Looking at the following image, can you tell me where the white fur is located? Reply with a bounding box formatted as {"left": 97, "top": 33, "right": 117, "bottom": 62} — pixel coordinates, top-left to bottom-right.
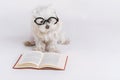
{"left": 32, "top": 6, "right": 69, "bottom": 52}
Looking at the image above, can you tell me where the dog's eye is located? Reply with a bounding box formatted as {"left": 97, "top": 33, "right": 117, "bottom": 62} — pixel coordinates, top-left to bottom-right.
{"left": 48, "top": 17, "right": 59, "bottom": 24}
{"left": 36, "top": 19, "right": 44, "bottom": 24}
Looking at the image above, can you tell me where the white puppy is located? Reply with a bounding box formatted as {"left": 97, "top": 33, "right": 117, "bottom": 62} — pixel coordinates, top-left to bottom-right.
{"left": 25, "top": 6, "right": 69, "bottom": 52}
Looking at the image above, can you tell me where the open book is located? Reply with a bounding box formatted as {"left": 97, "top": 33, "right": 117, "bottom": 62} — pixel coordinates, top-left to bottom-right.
{"left": 13, "top": 51, "right": 68, "bottom": 70}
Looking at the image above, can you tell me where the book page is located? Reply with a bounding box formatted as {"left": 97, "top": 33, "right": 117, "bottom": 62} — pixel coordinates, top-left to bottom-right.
{"left": 17, "top": 51, "right": 43, "bottom": 66}
{"left": 39, "top": 53, "right": 60, "bottom": 67}
{"left": 57, "top": 55, "right": 67, "bottom": 69}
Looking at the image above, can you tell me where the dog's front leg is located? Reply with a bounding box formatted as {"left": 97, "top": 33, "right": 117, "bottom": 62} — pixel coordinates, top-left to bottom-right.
{"left": 46, "top": 41, "right": 59, "bottom": 53}
{"left": 33, "top": 38, "right": 45, "bottom": 52}
{"left": 57, "top": 33, "right": 70, "bottom": 45}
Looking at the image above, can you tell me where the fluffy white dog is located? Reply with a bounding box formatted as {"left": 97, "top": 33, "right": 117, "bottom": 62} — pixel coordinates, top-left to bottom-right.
{"left": 25, "top": 6, "right": 69, "bottom": 52}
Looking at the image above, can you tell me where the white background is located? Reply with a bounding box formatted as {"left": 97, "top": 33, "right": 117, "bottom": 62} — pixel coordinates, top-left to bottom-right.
{"left": 0, "top": 0, "right": 120, "bottom": 80}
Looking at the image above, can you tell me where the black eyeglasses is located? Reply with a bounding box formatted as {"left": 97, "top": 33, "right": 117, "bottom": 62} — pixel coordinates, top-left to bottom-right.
{"left": 34, "top": 17, "right": 59, "bottom": 25}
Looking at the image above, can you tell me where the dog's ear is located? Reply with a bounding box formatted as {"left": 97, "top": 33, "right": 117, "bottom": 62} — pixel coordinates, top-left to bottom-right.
{"left": 32, "top": 6, "right": 44, "bottom": 18}
{"left": 32, "top": 8, "right": 39, "bottom": 18}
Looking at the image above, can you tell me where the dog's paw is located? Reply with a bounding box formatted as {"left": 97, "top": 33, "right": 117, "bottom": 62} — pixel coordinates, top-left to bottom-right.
{"left": 63, "top": 39, "right": 70, "bottom": 45}
{"left": 33, "top": 46, "right": 45, "bottom": 52}
{"left": 24, "top": 41, "right": 35, "bottom": 46}
{"left": 46, "top": 45, "right": 59, "bottom": 53}
{"left": 58, "top": 39, "right": 70, "bottom": 45}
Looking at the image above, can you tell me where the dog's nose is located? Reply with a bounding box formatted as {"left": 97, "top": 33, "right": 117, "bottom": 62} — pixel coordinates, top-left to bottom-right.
{"left": 46, "top": 25, "right": 49, "bottom": 29}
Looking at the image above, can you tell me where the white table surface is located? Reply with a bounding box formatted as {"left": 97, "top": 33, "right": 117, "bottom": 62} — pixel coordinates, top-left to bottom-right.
{"left": 0, "top": 0, "right": 120, "bottom": 80}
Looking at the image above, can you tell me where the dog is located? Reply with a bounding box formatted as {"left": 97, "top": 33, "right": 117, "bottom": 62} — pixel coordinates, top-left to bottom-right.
{"left": 24, "top": 6, "right": 70, "bottom": 52}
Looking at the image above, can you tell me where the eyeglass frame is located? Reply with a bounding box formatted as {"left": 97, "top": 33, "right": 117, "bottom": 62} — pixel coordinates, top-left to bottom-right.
{"left": 34, "top": 17, "right": 59, "bottom": 25}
